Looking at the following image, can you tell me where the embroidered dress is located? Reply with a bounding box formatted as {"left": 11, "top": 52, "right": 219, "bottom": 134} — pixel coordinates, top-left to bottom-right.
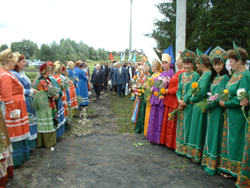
{"left": 143, "top": 72, "right": 160, "bottom": 136}
{"left": 236, "top": 107, "right": 250, "bottom": 187}
{"left": 160, "top": 69, "right": 185, "bottom": 149}
{"left": 50, "top": 75, "right": 65, "bottom": 138}
{"left": 0, "top": 112, "right": 14, "bottom": 187}
{"left": 134, "top": 75, "right": 148, "bottom": 134}
{"left": 175, "top": 71, "right": 200, "bottom": 155}
{"left": 76, "top": 69, "right": 89, "bottom": 106}
{"left": 33, "top": 75, "right": 57, "bottom": 148}
{"left": 187, "top": 71, "right": 211, "bottom": 162}
{"left": 0, "top": 68, "right": 30, "bottom": 167}
{"left": 147, "top": 69, "right": 174, "bottom": 144}
{"left": 11, "top": 70, "right": 37, "bottom": 148}
{"left": 219, "top": 70, "right": 250, "bottom": 177}
{"left": 201, "top": 75, "right": 229, "bottom": 175}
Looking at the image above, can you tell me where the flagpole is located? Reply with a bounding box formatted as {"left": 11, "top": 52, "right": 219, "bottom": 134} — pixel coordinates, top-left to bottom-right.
{"left": 129, "top": 0, "right": 133, "bottom": 57}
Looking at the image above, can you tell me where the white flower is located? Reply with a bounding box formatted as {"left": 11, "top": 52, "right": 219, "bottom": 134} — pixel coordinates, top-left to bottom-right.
{"left": 237, "top": 88, "right": 247, "bottom": 100}
{"left": 207, "top": 92, "right": 212, "bottom": 96}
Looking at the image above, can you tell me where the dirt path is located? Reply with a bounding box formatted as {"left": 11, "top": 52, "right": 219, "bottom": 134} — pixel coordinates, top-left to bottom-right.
{"left": 8, "top": 93, "right": 236, "bottom": 188}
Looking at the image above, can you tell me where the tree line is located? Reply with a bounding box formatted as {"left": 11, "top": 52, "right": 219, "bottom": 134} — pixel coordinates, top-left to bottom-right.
{"left": 0, "top": 38, "right": 110, "bottom": 62}
{"left": 147, "top": 0, "right": 250, "bottom": 55}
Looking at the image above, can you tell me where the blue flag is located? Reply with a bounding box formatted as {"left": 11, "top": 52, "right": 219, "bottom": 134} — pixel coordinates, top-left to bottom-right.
{"left": 204, "top": 46, "right": 212, "bottom": 55}
{"left": 132, "top": 53, "right": 137, "bottom": 63}
{"left": 163, "top": 45, "right": 175, "bottom": 64}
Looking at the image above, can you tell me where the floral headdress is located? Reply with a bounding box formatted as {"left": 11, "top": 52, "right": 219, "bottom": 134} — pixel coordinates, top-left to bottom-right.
{"left": 196, "top": 48, "right": 204, "bottom": 64}
{"left": 209, "top": 46, "right": 227, "bottom": 64}
{"left": 233, "top": 41, "right": 242, "bottom": 61}
{"left": 180, "top": 49, "right": 196, "bottom": 63}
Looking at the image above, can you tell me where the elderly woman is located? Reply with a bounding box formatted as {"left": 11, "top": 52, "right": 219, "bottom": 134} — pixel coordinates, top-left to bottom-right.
{"left": 66, "top": 62, "right": 78, "bottom": 111}
{"left": 48, "top": 62, "right": 65, "bottom": 138}
{"left": 134, "top": 62, "right": 153, "bottom": 134}
{"left": 11, "top": 52, "right": 38, "bottom": 149}
{"left": 0, "top": 49, "right": 30, "bottom": 167}
{"left": 77, "top": 63, "right": 89, "bottom": 106}
{"left": 146, "top": 55, "right": 174, "bottom": 144}
{"left": 33, "top": 63, "right": 57, "bottom": 148}
{"left": 160, "top": 52, "right": 185, "bottom": 149}
{"left": 219, "top": 42, "right": 250, "bottom": 178}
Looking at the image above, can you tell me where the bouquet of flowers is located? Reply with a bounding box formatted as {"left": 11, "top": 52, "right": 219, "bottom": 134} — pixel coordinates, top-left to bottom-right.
{"left": 191, "top": 82, "right": 201, "bottom": 97}
{"left": 131, "top": 75, "right": 139, "bottom": 84}
{"left": 153, "top": 76, "right": 170, "bottom": 99}
{"left": 195, "top": 92, "right": 219, "bottom": 112}
{"left": 219, "top": 89, "right": 229, "bottom": 101}
{"left": 60, "top": 79, "right": 70, "bottom": 91}
{"left": 168, "top": 109, "right": 178, "bottom": 121}
{"left": 137, "top": 86, "right": 146, "bottom": 98}
{"left": 47, "top": 85, "right": 60, "bottom": 98}
{"left": 237, "top": 88, "right": 249, "bottom": 123}
{"left": 143, "top": 77, "right": 154, "bottom": 102}
{"left": 31, "top": 91, "right": 50, "bottom": 111}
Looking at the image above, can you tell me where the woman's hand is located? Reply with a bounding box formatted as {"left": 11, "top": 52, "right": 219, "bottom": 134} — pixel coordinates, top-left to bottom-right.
{"left": 33, "top": 89, "right": 38, "bottom": 95}
{"left": 219, "top": 100, "right": 226, "bottom": 107}
{"left": 178, "top": 99, "right": 186, "bottom": 106}
{"left": 240, "top": 98, "right": 249, "bottom": 107}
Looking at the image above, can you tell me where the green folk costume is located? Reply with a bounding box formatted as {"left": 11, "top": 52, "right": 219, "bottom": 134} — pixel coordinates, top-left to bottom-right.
{"left": 176, "top": 71, "right": 200, "bottom": 155}
{"left": 201, "top": 75, "right": 229, "bottom": 175}
{"left": 135, "top": 75, "right": 149, "bottom": 134}
{"left": 219, "top": 70, "right": 250, "bottom": 178}
{"left": 187, "top": 71, "right": 211, "bottom": 162}
{"left": 236, "top": 108, "right": 250, "bottom": 188}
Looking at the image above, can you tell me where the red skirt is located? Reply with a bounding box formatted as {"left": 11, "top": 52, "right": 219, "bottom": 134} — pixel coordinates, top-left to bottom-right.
{"left": 160, "top": 106, "right": 177, "bottom": 149}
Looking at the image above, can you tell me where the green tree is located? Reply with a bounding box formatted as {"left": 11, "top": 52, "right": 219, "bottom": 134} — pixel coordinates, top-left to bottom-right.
{"left": 10, "top": 39, "right": 38, "bottom": 59}
{"left": 0, "top": 44, "right": 8, "bottom": 52}
{"left": 38, "top": 44, "right": 53, "bottom": 61}
{"left": 149, "top": 0, "right": 250, "bottom": 55}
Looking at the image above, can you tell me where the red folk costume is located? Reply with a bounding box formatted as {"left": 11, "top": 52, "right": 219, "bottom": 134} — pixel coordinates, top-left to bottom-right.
{"left": 0, "top": 68, "right": 30, "bottom": 167}
{"left": 160, "top": 69, "right": 185, "bottom": 149}
{"left": 69, "top": 80, "right": 78, "bottom": 109}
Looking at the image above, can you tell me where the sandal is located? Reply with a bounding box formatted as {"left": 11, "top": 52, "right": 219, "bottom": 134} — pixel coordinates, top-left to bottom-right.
{"left": 220, "top": 172, "right": 233, "bottom": 179}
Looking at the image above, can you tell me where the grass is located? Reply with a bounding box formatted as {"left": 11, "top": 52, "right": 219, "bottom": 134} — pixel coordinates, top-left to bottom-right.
{"left": 108, "top": 92, "right": 135, "bottom": 133}
{"left": 86, "top": 106, "right": 95, "bottom": 118}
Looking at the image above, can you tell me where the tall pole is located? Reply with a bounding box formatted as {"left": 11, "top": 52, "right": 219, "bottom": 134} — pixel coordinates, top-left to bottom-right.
{"left": 129, "top": 0, "right": 133, "bottom": 56}
{"left": 175, "top": 0, "right": 186, "bottom": 72}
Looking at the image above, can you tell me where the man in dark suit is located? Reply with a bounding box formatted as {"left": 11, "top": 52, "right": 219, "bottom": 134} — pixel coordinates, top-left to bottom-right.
{"left": 91, "top": 64, "right": 105, "bottom": 99}
{"left": 114, "top": 62, "right": 128, "bottom": 98}
{"left": 101, "top": 62, "right": 109, "bottom": 92}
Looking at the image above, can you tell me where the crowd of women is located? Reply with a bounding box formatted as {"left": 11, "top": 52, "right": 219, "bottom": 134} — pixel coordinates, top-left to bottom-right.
{"left": 0, "top": 48, "right": 90, "bottom": 187}
{"left": 131, "top": 42, "right": 250, "bottom": 188}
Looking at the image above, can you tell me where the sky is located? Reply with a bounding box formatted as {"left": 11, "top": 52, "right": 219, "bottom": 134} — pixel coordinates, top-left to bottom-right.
{"left": 0, "top": 0, "right": 165, "bottom": 52}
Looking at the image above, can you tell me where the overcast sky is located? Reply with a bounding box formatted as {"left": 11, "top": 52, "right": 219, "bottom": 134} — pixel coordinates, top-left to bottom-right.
{"left": 0, "top": 0, "right": 165, "bottom": 52}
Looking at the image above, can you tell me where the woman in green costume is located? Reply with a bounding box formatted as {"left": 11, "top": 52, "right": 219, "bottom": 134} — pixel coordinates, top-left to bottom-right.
{"left": 176, "top": 50, "right": 200, "bottom": 155}
{"left": 33, "top": 63, "right": 58, "bottom": 148}
{"left": 219, "top": 42, "right": 250, "bottom": 178}
{"left": 187, "top": 49, "right": 212, "bottom": 162}
{"left": 236, "top": 93, "right": 250, "bottom": 187}
{"left": 134, "top": 62, "right": 152, "bottom": 134}
{"left": 201, "top": 46, "right": 230, "bottom": 175}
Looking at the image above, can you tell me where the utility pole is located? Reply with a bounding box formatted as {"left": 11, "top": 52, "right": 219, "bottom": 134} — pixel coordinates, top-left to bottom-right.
{"left": 129, "top": 0, "right": 133, "bottom": 57}
{"left": 175, "top": 0, "right": 186, "bottom": 72}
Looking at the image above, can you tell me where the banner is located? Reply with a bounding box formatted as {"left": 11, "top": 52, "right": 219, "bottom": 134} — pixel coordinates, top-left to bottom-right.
{"left": 163, "top": 45, "right": 175, "bottom": 64}
{"left": 109, "top": 52, "right": 114, "bottom": 60}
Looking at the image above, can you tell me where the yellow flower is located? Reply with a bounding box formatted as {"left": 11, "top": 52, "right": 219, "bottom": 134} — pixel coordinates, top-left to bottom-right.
{"left": 168, "top": 113, "right": 171, "bottom": 118}
{"left": 138, "top": 89, "right": 141, "bottom": 92}
{"left": 191, "top": 82, "right": 198, "bottom": 89}
{"left": 139, "top": 93, "right": 142, "bottom": 96}
{"left": 160, "top": 88, "right": 166, "bottom": 95}
{"left": 224, "top": 89, "right": 229, "bottom": 94}
{"left": 142, "top": 89, "right": 145, "bottom": 93}
{"left": 154, "top": 92, "right": 159, "bottom": 96}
